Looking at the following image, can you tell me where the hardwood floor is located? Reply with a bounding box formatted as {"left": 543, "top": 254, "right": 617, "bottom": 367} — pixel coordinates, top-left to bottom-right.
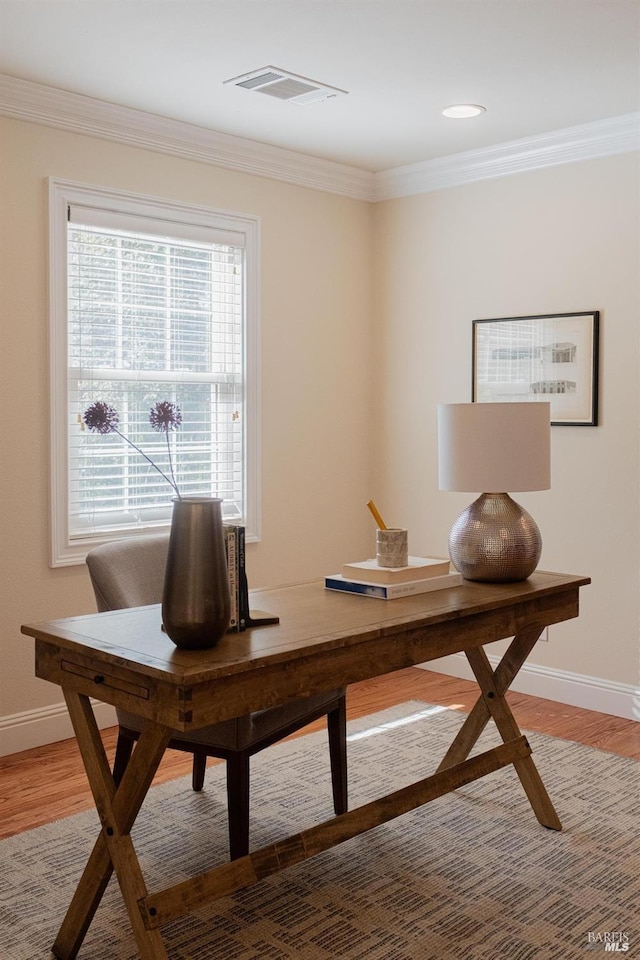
{"left": 0, "top": 666, "right": 637, "bottom": 841}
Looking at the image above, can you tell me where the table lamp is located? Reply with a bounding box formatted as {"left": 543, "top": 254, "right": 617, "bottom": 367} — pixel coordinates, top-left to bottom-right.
{"left": 437, "top": 402, "right": 551, "bottom": 582}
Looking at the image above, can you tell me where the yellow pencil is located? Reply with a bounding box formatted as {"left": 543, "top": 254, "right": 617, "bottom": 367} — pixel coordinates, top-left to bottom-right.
{"left": 366, "top": 500, "right": 387, "bottom": 530}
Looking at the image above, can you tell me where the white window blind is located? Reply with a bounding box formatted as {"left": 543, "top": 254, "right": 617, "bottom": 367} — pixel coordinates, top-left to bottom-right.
{"left": 49, "top": 180, "right": 260, "bottom": 565}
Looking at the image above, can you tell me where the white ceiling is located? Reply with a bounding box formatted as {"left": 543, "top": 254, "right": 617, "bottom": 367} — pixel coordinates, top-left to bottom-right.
{"left": 1, "top": 0, "right": 639, "bottom": 172}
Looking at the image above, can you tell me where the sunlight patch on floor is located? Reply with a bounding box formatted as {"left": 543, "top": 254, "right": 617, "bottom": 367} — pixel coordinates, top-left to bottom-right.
{"left": 347, "top": 705, "right": 449, "bottom": 742}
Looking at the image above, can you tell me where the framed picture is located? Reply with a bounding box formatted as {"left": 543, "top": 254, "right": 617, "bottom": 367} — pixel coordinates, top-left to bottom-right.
{"left": 472, "top": 311, "right": 600, "bottom": 426}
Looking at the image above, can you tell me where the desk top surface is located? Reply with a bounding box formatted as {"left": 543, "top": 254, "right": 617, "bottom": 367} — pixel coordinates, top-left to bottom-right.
{"left": 22, "top": 571, "right": 589, "bottom": 687}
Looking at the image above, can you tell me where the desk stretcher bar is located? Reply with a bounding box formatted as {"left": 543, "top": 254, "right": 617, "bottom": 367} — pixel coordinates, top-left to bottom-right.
{"left": 140, "top": 736, "right": 531, "bottom": 929}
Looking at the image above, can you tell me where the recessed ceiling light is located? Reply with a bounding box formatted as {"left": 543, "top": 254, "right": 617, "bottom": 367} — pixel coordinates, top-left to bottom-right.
{"left": 442, "top": 104, "right": 486, "bottom": 119}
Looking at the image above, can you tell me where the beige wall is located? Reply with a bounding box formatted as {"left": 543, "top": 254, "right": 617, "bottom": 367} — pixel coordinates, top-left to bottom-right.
{"left": 2, "top": 115, "right": 638, "bottom": 749}
{"left": 371, "top": 154, "right": 640, "bottom": 692}
{"left": 0, "top": 117, "right": 374, "bottom": 725}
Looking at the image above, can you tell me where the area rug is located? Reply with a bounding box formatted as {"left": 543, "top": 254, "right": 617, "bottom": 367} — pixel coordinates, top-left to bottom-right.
{"left": 0, "top": 702, "right": 637, "bottom": 960}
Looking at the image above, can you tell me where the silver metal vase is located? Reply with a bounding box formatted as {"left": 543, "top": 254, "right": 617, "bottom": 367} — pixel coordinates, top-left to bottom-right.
{"left": 162, "top": 497, "right": 231, "bottom": 649}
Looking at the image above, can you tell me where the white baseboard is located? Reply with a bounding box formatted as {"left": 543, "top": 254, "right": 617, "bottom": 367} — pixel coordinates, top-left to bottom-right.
{"left": 422, "top": 655, "right": 640, "bottom": 722}
{"left": 0, "top": 701, "right": 117, "bottom": 757}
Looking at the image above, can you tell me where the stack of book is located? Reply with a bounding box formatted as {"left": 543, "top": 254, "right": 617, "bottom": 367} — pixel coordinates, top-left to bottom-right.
{"left": 325, "top": 556, "right": 462, "bottom": 600}
{"left": 224, "top": 524, "right": 279, "bottom": 630}
{"left": 224, "top": 523, "right": 248, "bottom": 631}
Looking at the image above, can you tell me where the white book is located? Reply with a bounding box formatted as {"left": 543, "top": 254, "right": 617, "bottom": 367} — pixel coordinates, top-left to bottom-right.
{"left": 342, "top": 556, "right": 451, "bottom": 584}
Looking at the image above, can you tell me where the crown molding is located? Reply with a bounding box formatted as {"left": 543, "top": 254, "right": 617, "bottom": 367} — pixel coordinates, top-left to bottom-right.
{"left": 374, "top": 113, "right": 640, "bottom": 200}
{"left": 0, "top": 74, "right": 376, "bottom": 202}
{"left": 1, "top": 74, "right": 638, "bottom": 203}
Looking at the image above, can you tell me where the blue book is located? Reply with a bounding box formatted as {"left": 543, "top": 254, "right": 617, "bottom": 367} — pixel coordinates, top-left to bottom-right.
{"left": 324, "top": 571, "right": 462, "bottom": 599}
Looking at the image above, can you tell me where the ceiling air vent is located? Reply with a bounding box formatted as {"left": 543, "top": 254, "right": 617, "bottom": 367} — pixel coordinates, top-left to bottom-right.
{"left": 224, "top": 67, "right": 348, "bottom": 105}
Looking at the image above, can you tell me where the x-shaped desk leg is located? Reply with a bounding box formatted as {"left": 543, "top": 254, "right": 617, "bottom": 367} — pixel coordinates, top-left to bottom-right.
{"left": 436, "top": 624, "right": 562, "bottom": 831}
{"left": 52, "top": 690, "right": 173, "bottom": 960}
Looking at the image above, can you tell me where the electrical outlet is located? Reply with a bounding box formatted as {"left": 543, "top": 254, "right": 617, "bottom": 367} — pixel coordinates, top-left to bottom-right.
{"left": 540, "top": 627, "right": 549, "bottom": 642}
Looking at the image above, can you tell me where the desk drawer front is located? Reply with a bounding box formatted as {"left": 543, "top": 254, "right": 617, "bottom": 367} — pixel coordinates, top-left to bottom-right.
{"left": 61, "top": 659, "right": 150, "bottom": 701}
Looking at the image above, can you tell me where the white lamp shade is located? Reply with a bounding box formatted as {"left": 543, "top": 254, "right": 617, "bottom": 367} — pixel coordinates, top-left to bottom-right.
{"left": 438, "top": 402, "right": 551, "bottom": 493}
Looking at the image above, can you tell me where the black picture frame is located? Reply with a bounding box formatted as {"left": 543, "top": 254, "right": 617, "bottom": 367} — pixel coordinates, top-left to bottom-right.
{"left": 472, "top": 311, "right": 600, "bottom": 426}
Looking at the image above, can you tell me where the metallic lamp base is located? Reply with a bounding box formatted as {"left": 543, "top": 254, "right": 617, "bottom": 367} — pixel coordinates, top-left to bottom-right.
{"left": 448, "top": 492, "right": 542, "bottom": 583}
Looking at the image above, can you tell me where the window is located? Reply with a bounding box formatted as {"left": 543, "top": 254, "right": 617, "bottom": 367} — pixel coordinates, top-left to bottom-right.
{"left": 49, "top": 179, "right": 260, "bottom": 566}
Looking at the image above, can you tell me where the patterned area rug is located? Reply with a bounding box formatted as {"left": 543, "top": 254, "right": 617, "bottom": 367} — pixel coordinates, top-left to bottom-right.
{"left": 0, "top": 702, "right": 637, "bottom": 960}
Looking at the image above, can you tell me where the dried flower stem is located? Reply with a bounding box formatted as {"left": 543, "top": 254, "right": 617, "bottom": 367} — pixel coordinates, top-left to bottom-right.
{"left": 163, "top": 429, "right": 180, "bottom": 499}
{"left": 113, "top": 428, "right": 182, "bottom": 499}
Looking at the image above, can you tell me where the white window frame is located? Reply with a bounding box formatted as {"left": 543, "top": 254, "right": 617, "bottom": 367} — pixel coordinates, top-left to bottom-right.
{"left": 49, "top": 178, "right": 261, "bottom": 567}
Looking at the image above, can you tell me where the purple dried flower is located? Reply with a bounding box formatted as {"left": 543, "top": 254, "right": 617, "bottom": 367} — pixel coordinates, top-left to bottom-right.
{"left": 82, "top": 399, "right": 182, "bottom": 499}
{"left": 83, "top": 401, "right": 120, "bottom": 435}
{"left": 149, "top": 401, "right": 182, "bottom": 433}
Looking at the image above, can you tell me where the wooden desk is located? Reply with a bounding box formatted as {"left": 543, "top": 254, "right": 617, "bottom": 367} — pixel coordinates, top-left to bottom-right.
{"left": 22, "top": 571, "right": 589, "bottom": 960}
